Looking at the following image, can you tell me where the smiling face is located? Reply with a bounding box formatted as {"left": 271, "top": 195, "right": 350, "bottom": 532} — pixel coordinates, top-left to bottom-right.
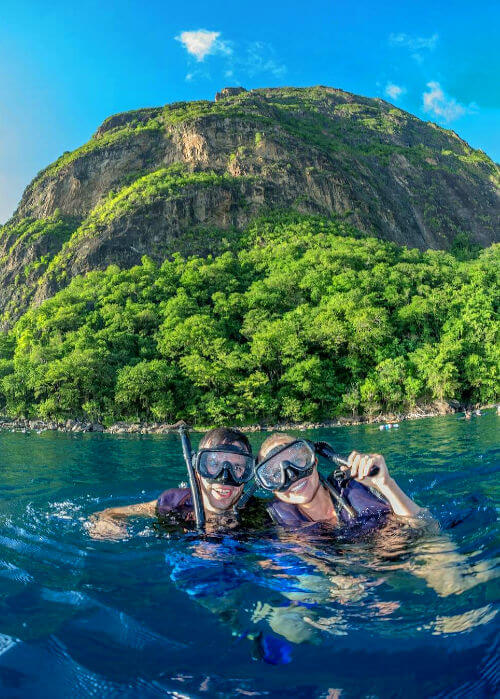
{"left": 274, "top": 463, "right": 321, "bottom": 505}
{"left": 199, "top": 477, "right": 244, "bottom": 512}
{"left": 196, "top": 435, "right": 249, "bottom": 513}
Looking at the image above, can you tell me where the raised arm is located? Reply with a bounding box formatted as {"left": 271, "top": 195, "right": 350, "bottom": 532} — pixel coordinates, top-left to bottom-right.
{"left": 349, "top": 452, "right": 496, "bottom": 598}
{"left": 87, "top": 500, "right": 158, "bottom": 540}
{"left": 347, "top": 451, "right": 423, "bottom": 517}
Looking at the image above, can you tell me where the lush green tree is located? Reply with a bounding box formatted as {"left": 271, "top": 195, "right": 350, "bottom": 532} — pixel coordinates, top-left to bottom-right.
{"left": 0, "top": 212, "right": 496, "bottom": 425}
{"left": 115, "top": 360, "right": 178, "bottom": 421}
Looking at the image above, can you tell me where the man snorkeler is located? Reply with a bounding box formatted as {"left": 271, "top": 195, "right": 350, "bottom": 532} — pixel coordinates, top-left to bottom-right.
{"left": 255, "top": 433, "right": 423, "bottom": 529}
{"left": 88, "top": 427, "right": 267, "bottom": 539}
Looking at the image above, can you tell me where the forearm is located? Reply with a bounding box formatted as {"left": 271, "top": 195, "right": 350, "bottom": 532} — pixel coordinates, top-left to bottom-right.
{"left": 95, "top": 500, "right": 158, "bottom": 520}
{"left": 376, "top": 477, "right": 422, "bottom": 517}
{"left": 87, "top": 500, "right": 158, "bottom": 540}
{"left": 348, "top": 451, "right": 426, "bottom": 520}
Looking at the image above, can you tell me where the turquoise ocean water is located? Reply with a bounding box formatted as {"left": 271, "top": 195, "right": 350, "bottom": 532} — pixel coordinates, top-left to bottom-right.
{"left": 0, "top": 411, "right": 498, "bottom": 697}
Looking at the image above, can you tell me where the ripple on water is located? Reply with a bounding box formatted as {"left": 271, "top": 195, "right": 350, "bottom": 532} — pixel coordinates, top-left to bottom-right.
{"left": 0, "top": 633, "right": 19, "bottom": 658}
{"left": 0, "top": 412, "right": 498, "bottom": 697}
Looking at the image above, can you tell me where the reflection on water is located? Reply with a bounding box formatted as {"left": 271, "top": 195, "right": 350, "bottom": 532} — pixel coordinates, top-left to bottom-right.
{"left": 0, "top": 411, "right": 498, "bottom": 697}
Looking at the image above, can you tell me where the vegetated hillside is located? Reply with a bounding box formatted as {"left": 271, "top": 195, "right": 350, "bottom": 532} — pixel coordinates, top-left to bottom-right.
{"left": 0, "top": 85, "right": 498, "bottom": 327}
{"left": 0, "top": 212, "right": 498, "bottom": 425}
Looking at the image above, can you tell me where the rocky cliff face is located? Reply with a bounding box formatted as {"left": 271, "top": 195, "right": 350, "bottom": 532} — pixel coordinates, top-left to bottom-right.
{"left": 1, "top": 85, "right": 498, "bottom": 326}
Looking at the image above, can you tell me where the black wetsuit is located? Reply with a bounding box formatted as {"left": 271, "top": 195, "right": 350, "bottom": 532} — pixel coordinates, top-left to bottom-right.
{"left": 156, "top": 487, "right": 269, "bottom": 532}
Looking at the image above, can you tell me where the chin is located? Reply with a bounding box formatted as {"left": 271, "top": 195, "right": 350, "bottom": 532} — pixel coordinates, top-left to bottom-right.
{"left": 211, "top": 498, "right": 236, "bottom": 511}
{"left": 281, "top": 476, "right": 316, "bottom": 504}
{"left": 287, "top": 491, "right": 314, "bottom": 505}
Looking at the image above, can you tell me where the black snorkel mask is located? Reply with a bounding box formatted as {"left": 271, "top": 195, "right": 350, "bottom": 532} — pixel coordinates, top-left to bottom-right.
{"left": 193, "top": 445, "right": 255, "bottom": 487}
{"left": 255, "top": 440, "right": 317, "bottom": 492}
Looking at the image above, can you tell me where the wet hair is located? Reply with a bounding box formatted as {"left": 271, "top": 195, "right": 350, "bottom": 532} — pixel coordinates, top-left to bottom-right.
{"left": 257, "top": 432, "right": 296, "bottom": 463}
{"left": 199, "top": 427, "right": 252, "bottom": 454}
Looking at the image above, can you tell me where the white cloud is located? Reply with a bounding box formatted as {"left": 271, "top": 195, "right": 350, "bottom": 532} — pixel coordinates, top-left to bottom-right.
{"left": 175, "top": 30, "right": 232, "bottom": 62}
{"left": 422, "top": 82, "right": 468, "bottom": 122}
{"left": 389, "top": 32, "right": 438, "bottom": 62}
{"left": 175, "top": 32, "right": 286, "bottom": 82}
{"left": 389, "top": 32, "right": 439, "bottom": 51}
{"left": 385, "top": 83, "right": 406, "bottom": 101}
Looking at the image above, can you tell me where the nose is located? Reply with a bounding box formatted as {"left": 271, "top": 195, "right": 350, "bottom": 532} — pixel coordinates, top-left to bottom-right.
{"left": 220, "top": 462, "right": 236, "bottom": 484}
{"left": 283, "top": 462, "right": 297, "bottom": 480}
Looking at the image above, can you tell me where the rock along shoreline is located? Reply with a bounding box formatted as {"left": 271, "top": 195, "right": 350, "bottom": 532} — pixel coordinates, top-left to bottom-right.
{"left": 0, "top": 401, "right": 487, "bottom": 435}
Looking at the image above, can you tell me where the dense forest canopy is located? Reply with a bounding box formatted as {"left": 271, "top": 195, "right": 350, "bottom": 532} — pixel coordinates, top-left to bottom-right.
{"left": 0, "top": 212, "right": 497, "bottom": 426}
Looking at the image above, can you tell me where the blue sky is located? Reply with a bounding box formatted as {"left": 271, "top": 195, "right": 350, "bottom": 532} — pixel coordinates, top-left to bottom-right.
{"left": 1, "top": 0, "right": 498, "bottom": 222}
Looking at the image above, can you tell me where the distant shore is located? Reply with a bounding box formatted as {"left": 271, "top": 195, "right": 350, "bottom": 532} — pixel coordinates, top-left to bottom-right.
{"left": 0, "top": 402, "right": 492, "bottom": 435}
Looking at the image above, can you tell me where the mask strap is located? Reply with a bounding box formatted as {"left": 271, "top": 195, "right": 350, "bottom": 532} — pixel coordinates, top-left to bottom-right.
{"left": 234, "top": 481, "right": 257, "bottom": 512}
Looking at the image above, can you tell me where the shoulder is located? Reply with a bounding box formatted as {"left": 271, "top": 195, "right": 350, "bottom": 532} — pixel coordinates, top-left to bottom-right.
{"left": 156, "top": 488, "right": 192, "bottom": 516}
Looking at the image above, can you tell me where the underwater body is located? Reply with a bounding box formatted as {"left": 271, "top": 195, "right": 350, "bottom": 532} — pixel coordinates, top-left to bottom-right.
{"left": 0, "top": 412, "right": 498, "bottom": 697}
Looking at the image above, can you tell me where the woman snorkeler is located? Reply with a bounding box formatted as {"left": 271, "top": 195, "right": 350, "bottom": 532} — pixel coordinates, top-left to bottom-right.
{"left": 255, "top": 433, "right": 423, "bottom": 529}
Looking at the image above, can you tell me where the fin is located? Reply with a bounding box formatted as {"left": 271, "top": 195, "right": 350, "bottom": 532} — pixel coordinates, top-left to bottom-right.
{"left": 251, "top": 631, "right": 293, "bottom": 665}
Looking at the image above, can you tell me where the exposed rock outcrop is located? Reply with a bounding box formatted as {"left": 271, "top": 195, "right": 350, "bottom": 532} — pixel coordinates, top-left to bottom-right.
{"left": 0, "top": 85, "right": 498, "bottom": 326}
{"left": 215, "top": 86, "right": 247, "bottom": 101}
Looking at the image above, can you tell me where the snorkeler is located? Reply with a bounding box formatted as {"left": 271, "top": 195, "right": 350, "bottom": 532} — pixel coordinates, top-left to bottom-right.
{"left": 255, "top": 433, "right": 423, "bottom": 528}
{"left": 255, "top": 434, "right": 497, "bottom": 602}
{"left": 88, "top": 427, "right": 266, "bottom": 539}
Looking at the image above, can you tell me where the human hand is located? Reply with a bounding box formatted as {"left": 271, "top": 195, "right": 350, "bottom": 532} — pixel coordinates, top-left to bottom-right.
{"left": 251, "top": 601, "right": 273, "bottom": 623}
{"left": 346, "top": 451, "right": 391, "bottom": 491}
{"left": 86, "top": 514, "right": 128, "bottom": 541}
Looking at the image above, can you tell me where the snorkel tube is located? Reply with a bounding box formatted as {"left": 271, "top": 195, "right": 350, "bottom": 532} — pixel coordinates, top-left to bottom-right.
{"left": 314, "top": 441, "right": 380, "bottom": 520}
{"left": 318, "top": 474, "right": 356, "bottom": 519}
{"left": 314, "top": 441, "right": 380, "bottom": 480}
{"left": 178, "top": 425, "right": 205, "bottom": 532}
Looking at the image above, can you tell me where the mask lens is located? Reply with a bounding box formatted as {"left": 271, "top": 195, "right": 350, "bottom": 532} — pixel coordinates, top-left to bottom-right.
{"left": 264, "top": 441, "right": 314, "bottom": 471}
{"left": 257, "top": 441, "right": 315, "bottom": 491}
{"left": 197, "top": 449, "right": 254, "bottom": 483}
{"left": 284, "top": 442, "right": 313, "bottom": 468}
{"left": 258, "top": 460, "right": 284, "bottom": 489}
{"left": 230, "top": 458, "right": 247, "bottom": 479}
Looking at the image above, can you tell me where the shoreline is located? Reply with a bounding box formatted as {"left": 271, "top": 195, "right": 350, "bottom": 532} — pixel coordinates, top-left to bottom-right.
{"left": 0, "top": 402, "right": 491, "bottom": 435}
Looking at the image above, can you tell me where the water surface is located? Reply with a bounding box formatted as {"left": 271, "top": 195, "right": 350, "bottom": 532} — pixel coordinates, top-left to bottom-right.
{"left": 0, "top": 412, "right": 498, "bottom": 697}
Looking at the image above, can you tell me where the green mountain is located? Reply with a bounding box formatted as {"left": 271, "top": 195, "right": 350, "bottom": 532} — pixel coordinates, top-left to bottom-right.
{"left": 0, "top": 85, "right": 498, "bottom": 327}
{"left": 0, "top": 86, "right": 497, "bottom": 426}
